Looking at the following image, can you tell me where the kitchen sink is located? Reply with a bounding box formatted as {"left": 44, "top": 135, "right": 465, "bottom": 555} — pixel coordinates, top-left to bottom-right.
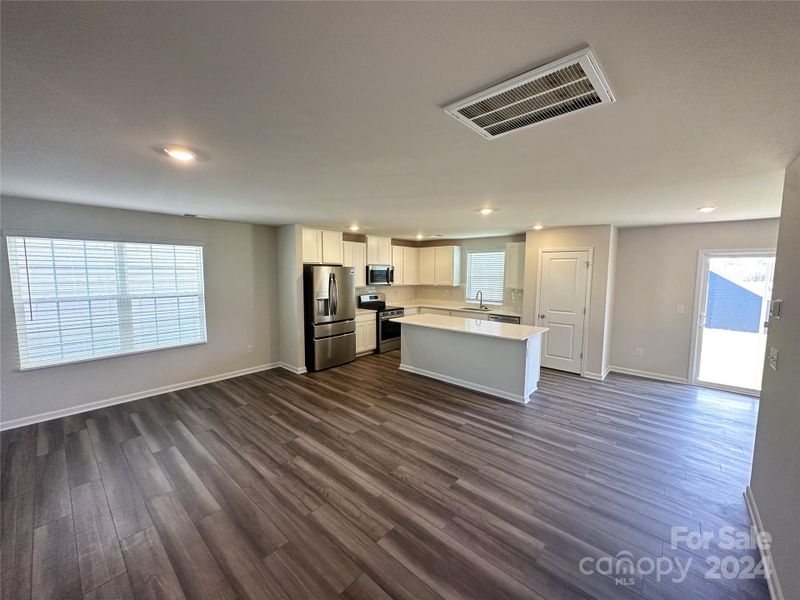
{"left": 458, "top": 306, "right": 491, "bottom": 311}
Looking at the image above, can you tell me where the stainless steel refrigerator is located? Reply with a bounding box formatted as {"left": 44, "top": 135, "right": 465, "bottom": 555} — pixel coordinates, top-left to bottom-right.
{"left": 303, "top": 264, "right": 356, "bottom": 371}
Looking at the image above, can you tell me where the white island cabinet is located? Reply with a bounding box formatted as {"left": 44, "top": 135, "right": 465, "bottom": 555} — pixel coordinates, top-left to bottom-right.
{"left": 392, "top": 314, "right": 548, "bottom": 404}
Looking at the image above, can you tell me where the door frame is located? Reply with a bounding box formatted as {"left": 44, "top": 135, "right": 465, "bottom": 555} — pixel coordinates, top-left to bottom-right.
{"left": 534, "top": 247, "right": 594, "bottom": 376}
{"left": 689, "top": 248, "right": 776, "bottom": 396}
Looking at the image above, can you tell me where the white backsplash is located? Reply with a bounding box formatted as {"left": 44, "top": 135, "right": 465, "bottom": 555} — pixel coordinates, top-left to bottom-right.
{"left": 358, "top": 284, "right": 523, "bottom": 314}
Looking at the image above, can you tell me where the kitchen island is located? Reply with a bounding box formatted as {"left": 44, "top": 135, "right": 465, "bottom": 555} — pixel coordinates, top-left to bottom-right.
{"left": 392, "top": 313, "right": 548, "bottom": 404}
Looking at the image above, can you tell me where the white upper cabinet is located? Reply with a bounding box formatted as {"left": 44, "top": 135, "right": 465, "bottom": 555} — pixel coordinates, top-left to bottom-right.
{"left": 434, "top": 246, "right": 461, "bottom": 286}
{"left": 392, "top": 245, "right": 404, "bottom": 285}
{"left": 366, "top": 236, "right": 392, "bottom": 265}
{"left": 342, "top": 241, "right": 367, "bottom": 286}
{"left": 302, "top": 228, "right": 343, "bottom": 264}
{"left": 403, "top": 246, "right": 419, "bottom": 286}
{"left": 321, "top": 230, "right": 343, "bottom": 264}
{"left": 302, "top": 228, "right": 323, "bottom": 263}
{"left": 504, "top": 241, "right": 526, "bottom": 289}
{"left": 418, "top": 247, "right": 435, "bottom": 285}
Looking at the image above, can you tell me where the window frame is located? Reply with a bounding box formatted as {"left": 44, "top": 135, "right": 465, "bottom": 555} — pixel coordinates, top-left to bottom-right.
{"left": 5, "top": 232, "right": 208, "bottom": 371}
{"left": 465, "top": 249, "right": 506, "bottom": 306}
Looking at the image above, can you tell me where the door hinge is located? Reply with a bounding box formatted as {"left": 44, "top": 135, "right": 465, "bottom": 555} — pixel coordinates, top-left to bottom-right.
{"left": 585, "top": 261, "right": 591, "bottom": 268}
{"left": 583, "top": 307, "right": 586, "bottom": 314}
{"left": 580, "top": 352, "right": 583, "bottom": 359}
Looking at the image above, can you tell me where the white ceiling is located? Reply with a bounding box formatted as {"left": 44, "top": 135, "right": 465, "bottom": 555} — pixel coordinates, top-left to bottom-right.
{"left": 2, "top": 2, "right": 799, "bottom": 239}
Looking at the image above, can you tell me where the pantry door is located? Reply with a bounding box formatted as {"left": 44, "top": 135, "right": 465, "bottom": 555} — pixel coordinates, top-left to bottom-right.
{"left": 535, "top": 249, "right": 591, "bottom": 373}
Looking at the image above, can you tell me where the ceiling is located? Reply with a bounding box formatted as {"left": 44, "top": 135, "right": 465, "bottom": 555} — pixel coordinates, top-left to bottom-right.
{"left": 2, "top": 2, "right": 799, "bottom": 239}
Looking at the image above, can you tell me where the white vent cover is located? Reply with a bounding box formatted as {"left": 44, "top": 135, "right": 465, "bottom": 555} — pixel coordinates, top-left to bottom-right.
{"left": 444, "top": 47, "right": 615, "bottom": 139}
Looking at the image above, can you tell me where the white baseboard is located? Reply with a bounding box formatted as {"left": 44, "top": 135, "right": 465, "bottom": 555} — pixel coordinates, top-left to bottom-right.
{"left": 399, "top": 363, "right": 531, "bottom": 404}
{"left": 744, "top": 486, "right": 784, "bottom": 600}
{"left": 0, "top": 362, "right": 280, "bottom": 431}
{"left": 607, "top": 365, "right": 689, "bottom": 385}
{"left": 582, "top": 370, "right": 608, "bottom": 381}
{"left": 278, "top": 362, "right": 307, "bottom": 374}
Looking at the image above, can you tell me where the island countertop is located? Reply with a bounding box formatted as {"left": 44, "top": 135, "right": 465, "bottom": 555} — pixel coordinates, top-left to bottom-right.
{"left": 392, "top": 313, "right": 547, "bottom": 341}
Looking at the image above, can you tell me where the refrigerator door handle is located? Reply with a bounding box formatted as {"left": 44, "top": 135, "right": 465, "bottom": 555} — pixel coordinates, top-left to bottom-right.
{"left": 327, "top": 273, "right": 334, "bottom": 316}
{"left": 331, "top": 273, "right": 338, "bottom": 315}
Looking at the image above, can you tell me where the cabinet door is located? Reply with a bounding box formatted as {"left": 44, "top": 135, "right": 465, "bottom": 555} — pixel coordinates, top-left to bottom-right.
{"left": 353, "top": 243, "right": 367, "bottom": 287}
{"left": 392, "top": 245, "right": 404, "bottom": 285}
{"left": 321, "top": 230, "right": 343, "bottom": 264}
{"left": 418, "top": 247, "right": 435, "bottom": 285}
{"left": 366, "top": 236, "right": 379, "bottom": 264}
{"left": 504, "top": 242, "right": 525, "bottom": 289}
{"left": 378, "top": 238, "right": 392, "bottom": 265}
{"left": 434, "top": 247, "right": 453, "bottom": 286}
{"left": 403, "top": 247, "right": 418, "bottom": 285}
{"left": 363, "top": 320, "right": 376, "bottom": 350}
{"left": 355, "top": 321, "right": 366, "bottom": 353}
{"left": 343, "top": 241, "right": 355, "bottom": 268}
{"left": 302, "top": 228, "right": 322, "bottom": 263}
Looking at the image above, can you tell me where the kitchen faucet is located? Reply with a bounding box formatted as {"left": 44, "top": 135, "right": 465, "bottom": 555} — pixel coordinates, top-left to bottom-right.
{"left": 475, "top": 290, "right": 484, "bottom": 309}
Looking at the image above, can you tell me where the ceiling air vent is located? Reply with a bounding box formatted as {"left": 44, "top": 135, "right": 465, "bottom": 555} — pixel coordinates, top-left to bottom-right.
{"left": 444, "top": 47, "right": 615, "bottom": 139}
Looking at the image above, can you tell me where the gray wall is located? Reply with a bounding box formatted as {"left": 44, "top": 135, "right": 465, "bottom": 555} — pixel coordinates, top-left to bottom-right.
{"left": 0, "top": 196, "right": 279, "bottom": 426}
{"left": 750, "top": 154, "right": 800, "bottom": 598}
{"left": 610, "top": 219, "right": 779, "bottom": 380}
{"left": 522, "top": 225, "right": 616, "bottom": 377}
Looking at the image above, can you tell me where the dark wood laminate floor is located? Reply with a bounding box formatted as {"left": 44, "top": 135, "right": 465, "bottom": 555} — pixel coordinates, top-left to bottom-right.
{"left": 1, "top": 352, "right": 769, "bottom": 600}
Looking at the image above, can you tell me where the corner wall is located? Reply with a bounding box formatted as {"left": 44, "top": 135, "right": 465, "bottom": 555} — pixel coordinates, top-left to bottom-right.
{"left": 609, "top": 219, "right": 779, "bottom": 381}
{"left": 750, "top": 153, "right": 800, "bottom": 599}
{"left": 0, "top": 196, "right": 280, "bottom": 427}
{"left": 276, "top": 225, "right": 305, "bottom": 371}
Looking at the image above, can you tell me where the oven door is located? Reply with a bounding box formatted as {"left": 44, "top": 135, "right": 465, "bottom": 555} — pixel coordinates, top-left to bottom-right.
{"left": 378, "top": 313, "right": 402, "bottom": 352}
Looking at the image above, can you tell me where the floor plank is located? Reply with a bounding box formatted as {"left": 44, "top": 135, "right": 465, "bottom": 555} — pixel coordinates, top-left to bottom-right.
{"left": 31, "top": 516, "right": 82, "bottom": 600}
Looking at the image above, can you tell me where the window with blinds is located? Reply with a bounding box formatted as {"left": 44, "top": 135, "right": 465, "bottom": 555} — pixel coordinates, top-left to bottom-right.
{"left": 6, "top": 236, "right": 207, "bottom": 370}
{"left": 465, "top": 251, "right": 505, "bottom": 305}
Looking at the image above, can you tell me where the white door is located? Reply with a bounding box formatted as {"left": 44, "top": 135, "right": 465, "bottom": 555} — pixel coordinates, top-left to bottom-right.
{"left": 536, "top": 250, "right": 589, "bottom": 373}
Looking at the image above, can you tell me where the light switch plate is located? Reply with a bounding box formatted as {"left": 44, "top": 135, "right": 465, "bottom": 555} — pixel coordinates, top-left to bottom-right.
{"left": 768, "top": 347, "right": 778, "bottom": 371}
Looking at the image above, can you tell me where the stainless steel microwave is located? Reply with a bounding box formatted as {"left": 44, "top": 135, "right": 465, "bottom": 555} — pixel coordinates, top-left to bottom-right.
{"left": 366, "top": 264, "right": 394, "bottom": 286}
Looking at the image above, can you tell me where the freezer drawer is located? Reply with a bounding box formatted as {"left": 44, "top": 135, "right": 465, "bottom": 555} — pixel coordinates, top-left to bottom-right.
{"left": 312, "top": 320, "right": 356, "bottom": 338}
{"left": 308, "top": 332, "right": 356, "bottom": 371}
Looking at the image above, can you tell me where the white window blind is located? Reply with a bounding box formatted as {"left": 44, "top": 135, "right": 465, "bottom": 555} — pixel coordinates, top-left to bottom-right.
{"left": 466, "top": 251, "right": 505, "bottom": 305}
{"left": 6, "top": 236, "right": 207, "bottom": 370}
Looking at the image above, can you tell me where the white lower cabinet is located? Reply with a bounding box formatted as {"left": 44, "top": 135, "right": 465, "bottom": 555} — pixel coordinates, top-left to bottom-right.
{"left": 356, "top": 313, "right": 376, "bottom": 354}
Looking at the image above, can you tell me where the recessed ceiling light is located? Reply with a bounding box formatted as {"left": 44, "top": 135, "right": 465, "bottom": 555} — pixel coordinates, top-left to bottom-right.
{"left": 349, "top": 225, "right": 360, "bottom": 232}
{"left": 697, "top": 206, "right": 717, "bottom": 213}
{"left": 479, "top": 208, "right": 495, "bottom": 216}
{"left": 532, "top": 224, "right": 544, "bottom": 230}
{"left": 163, "top": 146, "right": 197, "bottom": 162}
{"left": 415, "top": 234, "right": 424, "bottom": 240}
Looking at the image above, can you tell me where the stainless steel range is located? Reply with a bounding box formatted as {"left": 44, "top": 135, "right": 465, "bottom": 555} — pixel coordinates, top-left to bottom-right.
{"left": 358, "top": 293, "right": 404, "bottom": 353}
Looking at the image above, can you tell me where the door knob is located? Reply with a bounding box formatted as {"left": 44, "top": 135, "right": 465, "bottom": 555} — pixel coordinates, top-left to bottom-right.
{"left": 538, "top": 314, "right": 546, "bottom": 319}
